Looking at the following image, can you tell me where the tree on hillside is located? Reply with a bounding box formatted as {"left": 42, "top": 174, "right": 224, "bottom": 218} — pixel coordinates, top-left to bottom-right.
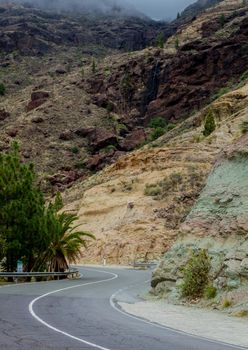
{"left": 219, "top": 14, "right": 226, "bottom": 28}
{"left": 35, "top": 196, "right": 95, "bottom": 272}
{"left": 0, "top": 144, "right": 95, "bottom": 273}
{"left": 203, "top": 110, "right": 216, "bottom": 137}
{"left": 156, "top": 32, "right": 165, "bottom": 49}
{"left": 0, "top": 83, "right": 6, "bottom": 96}
{"left": 92, "top": 59, "right": 97, "bottom": 74}
{"left": 0, "top": 142, "right": 45, "bottom": 272}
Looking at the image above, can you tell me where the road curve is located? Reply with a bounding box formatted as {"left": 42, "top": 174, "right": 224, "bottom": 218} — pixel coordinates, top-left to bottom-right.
{"left": 0, "top": 267, "right": 246, "bottom": 350}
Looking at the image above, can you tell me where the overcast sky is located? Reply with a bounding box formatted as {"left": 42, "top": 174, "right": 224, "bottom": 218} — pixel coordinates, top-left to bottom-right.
{"left": 128, "top": 0, "right": 196, "bottom": 20}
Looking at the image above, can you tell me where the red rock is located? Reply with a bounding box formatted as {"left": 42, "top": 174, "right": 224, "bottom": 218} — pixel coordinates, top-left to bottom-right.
{"left": 119, "top": 128, "right": 146, "bottom": 151}
{"left": 75, "top": 127, "right": 95, "bottom": 137}
{"left": 26, "top": 91, "right": 50, "bottom": 111}
{"left": 31, "top": 91, "right": 50, "bottom": 101}
{"left": 87, "top": 128, "right": 118, "bottom": 152}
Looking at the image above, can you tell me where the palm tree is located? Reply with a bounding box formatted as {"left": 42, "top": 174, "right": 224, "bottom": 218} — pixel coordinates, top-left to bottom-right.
{"left": 36, "top": 211, "right": 95, "bottom": 272}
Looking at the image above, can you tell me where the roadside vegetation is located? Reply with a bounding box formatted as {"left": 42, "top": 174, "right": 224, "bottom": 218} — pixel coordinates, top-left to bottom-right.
{"left": 180, "top": 249, "right": 212, "bottom": 299}
{"left": 0, "top": 143, "right": 95, "bottom": 273}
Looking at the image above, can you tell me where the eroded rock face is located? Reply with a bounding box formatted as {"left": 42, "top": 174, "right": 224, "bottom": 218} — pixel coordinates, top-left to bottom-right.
{"left": 151, "top": 239, "right": 248, "bottom": 297}
{"left": 182, "top": 137, "right": 248, "bottom": 236}
{"left": 0, "top": 5, "right": 173, "bottom": 55}
{"left": 85, "top": 7, "right": 248, "bottom": 126}
{"left": 151, "top": 134, "right": 248, "bottom": 309}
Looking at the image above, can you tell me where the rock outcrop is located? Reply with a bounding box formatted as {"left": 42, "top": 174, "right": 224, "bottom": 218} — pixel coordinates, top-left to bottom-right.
{"left": 0, "top": 4, "right": 172, "bottom": 55}
{"left": 85, "top": 1, "right": 248, "bottom": 126}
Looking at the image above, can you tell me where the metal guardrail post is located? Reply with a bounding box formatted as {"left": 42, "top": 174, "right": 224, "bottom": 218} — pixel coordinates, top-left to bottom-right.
{"left": 0, "top": 269, "right": 80, "bottom": 282}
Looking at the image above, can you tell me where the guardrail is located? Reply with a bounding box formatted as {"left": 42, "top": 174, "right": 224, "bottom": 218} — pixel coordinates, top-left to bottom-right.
{"left": 129, "top": 261, "right": 158, "bottom": 269}
{"left": 0, "top": 268, "right": 79, "bottom": 282}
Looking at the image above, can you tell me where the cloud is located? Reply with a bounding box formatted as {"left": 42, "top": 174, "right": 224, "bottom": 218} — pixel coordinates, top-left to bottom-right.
{"left": 0, "top": 0, "right": 144, "bottom": 17}
{"left": 127, "top": 0, "right": 196, "bottom": 20}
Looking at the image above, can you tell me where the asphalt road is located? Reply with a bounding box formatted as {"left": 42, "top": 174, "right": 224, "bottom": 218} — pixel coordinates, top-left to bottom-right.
{"left": 0, "top": 267, "right": 246, "bottom": 350}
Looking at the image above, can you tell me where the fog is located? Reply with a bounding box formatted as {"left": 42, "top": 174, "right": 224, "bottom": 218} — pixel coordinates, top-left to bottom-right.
{"left": 0, "top": 0, "right": 196, "bottom": 20}
{"left": 128, "top": 0, "right": 196, "bottom": 20}
{"left": 0, "top": 0, "right": 142, "bottom": 17}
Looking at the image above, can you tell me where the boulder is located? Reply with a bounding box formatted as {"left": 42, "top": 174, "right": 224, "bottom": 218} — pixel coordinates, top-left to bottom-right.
{"left": 0, "top": 109, "right": 10, "bottom": 121}
{"left": 119, "top": 128, "right": 146, "bottom": 151}
{"left": 86, "top": 149, "right": 115, "bottom": 171}
{"left": 27, "top": 91, "right": 50, "bottom": 112}
{"left": 87, "top": 128, "right": 118, "bottom": 152}
{"left": 31, "top": 116, "right": 44, "bottom": 123}
{"left": 75, "top": 127, "right": 95, "bottom": 137}
{"left": 55, "top": 66, "right": 67, "bottom": 74}
{"left": 31, "top": 91, "right": 50, "bottom": 101}
{"left": 59, "top": 130, "right": 74, "bottom": 141}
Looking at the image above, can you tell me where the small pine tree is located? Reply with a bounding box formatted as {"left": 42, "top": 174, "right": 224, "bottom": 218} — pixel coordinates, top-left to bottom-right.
{"left": 219, "top": 14, "right": 226, "bottom": 28}
{"left": 175, "top": 37, "right": 180, "bottom": 50}
{"left": 177, "top": 12, "right": 181, "bottom": 19}
{"left": 92, "top": 59, "right": 97, "bottom": 74}
{"left": 156, "top": 32, "right": 165, "bottom": 49}
{"left": 203, "top": 110, "right": 216, "bottom": 137}
{"left": 0, "top": 83, "right": 5, "bottom": 96}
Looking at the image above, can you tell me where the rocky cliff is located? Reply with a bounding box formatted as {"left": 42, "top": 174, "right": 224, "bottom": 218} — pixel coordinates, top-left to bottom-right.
{"left": 0, "top": 4, "right": 171, "bottom": 55}
{"left": 85, "top": 0, "right": 248, "bottom": 125}
{"left": 63, "top": 77, "right": 248, "bottom": 262}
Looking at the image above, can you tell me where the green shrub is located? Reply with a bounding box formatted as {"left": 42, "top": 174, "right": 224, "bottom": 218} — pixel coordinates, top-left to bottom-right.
{"left": 147, "top": 118, "right": 175, "bottom": 142}
{"left": 149, "top": 117, "right": 167, "bottom": 129}
{"left": 169, "top": 172, "right": 183, "bottom": 185}
{"left": 144, "top": 171, "right": 184, "bottom": 199}
{"left": 222, "top": 299, "right": 233, "bottom": 308}
{"left": 0, "top": 83, "right": 5, "bottom": 96}
{"left": 240, "top": 70, "right": 248, "bottom": 82}
{"left": 71, "top": 146, "right": 79, "bottom": 154}
{"left": 175, "top": 37, "right": 180, "bottom": 50}
{"left": 180, "top": 249, "right": 211, "bottom": 299}
{"left": 144, "top": 184, "right": 162, "bottom": 197}
{"left": 103, "top": 145, "right": 116, "bottom": 153}
{"left": 219, "top": 14, "right": 226, "bottom": 27}
{"left": 92, "top": 59, "right": 97, "bottom": 74}
{"left": 104, "top": 67, "right": 111, "bottom": 78}
{"left": 240, "top": 120, "right": 248, "bottom": 134}
{"left": 74, "top": 162, "right": 86, "bottom": 170}
{"left": 156, "top": 32, "right": 164, "bottom": 49}
{"left": 106, "top": 102, "right": 114, "bottom": 113}
{"left": 211, "top": 87, "right": 231, "bottom": 101}
{"left": 232, "top": 310, "right": 248, "bottom": 317}
{"left": 149, "top": 127, "right": 165, "bottom": 141}
{"left": 203, "top": 110, "right": 216, "bottom": 137}
{"left": 204, "top": 285, "right": 217, "bottom": 299}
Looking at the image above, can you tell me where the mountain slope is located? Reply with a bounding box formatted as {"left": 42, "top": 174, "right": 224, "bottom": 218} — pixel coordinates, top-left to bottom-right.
{"left": 63, "top": 79, "right": 248, "bottom": 264}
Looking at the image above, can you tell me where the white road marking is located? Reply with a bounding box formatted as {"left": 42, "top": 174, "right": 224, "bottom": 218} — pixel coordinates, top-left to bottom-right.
{"left": 109, "top": 283, "right": 247, "bottom": 350}
{"left": 29, "top": 269, "right": 118, "bottom": 350}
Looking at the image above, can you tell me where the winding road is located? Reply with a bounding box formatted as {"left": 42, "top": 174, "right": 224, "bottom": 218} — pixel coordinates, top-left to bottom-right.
{"left": 0, "top": 267, "right": 246, "bottom": 350}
